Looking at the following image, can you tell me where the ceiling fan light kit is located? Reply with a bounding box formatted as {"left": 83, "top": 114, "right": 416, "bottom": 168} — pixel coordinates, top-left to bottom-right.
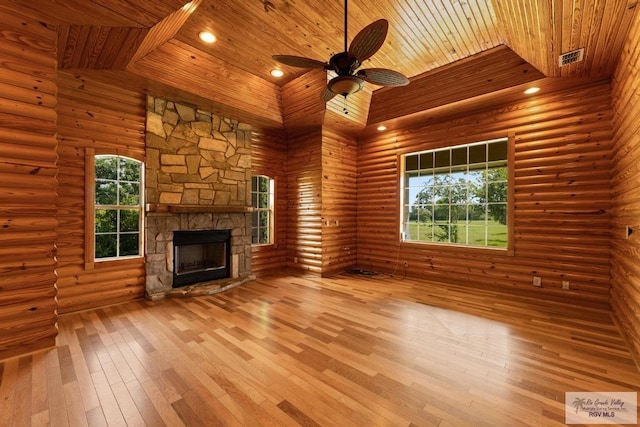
{"left": 272, "top": 0, "right": 409, "bottom": 101}
{"left": 328, "top": 75, "right": 364, "bottom": 96}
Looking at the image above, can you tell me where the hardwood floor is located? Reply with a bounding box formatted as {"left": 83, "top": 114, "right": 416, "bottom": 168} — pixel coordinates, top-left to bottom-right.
{"left": 1, "top": 272, "right": 638, "bottom": 426}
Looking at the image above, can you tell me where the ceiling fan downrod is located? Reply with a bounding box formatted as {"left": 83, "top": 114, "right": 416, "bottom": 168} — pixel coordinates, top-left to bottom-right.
{"left": 344, "top": 0, "right": 348, "bottom": 52}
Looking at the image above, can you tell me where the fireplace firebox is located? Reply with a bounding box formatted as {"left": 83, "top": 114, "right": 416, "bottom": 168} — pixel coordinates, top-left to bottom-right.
{"left": 173, "top": 229, "right": 231, "bottom": 288}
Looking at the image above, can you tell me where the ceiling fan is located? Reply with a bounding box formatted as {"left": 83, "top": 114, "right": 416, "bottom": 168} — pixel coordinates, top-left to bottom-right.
{"left": 272, "top": 0, "right": 409, "bottom": 102}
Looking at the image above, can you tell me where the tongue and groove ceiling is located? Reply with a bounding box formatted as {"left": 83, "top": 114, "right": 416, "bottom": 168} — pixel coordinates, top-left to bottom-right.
{"left": 3, "top": 0, "right": 637, "bottom": 129}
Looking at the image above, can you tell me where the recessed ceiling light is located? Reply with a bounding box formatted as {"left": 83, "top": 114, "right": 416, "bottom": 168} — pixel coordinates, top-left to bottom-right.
{"left": 270, "top": 69, "right": 284, "bottom": 78}
{"left": 182, "top": 1, "right": 197, "bottom": 12}
{"left": 524, "top": 87, "right": 540, "bottom": 95}
{"left": 199, "top": 31, "right": 216, "bottom": 44}
{"left": 377, "top": 125, "right": 387, "bottom": 131}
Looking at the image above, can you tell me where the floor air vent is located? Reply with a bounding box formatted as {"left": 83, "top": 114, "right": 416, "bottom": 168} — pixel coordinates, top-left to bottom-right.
{"left": 558, "top": 48, "right": 584, "bottom": 67}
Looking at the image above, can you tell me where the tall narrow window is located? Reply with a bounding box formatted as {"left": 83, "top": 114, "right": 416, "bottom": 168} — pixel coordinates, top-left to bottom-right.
{"left": 400, "top": 137, "right": 509, "bottom": 248}
{"left": 94, "top": 155, "right": 143, "bottom": 259}
{"left": 251, "top": 175, "right": 274, "bottom": 245}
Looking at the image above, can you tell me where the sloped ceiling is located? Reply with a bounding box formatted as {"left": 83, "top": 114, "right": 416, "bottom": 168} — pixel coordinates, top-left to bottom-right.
{"left": 1, "top": 0, "right": 637, "bottom": 129}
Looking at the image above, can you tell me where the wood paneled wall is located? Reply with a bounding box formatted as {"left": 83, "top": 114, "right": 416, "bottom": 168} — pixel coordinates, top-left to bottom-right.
{"left": 611, "top": 9, "right": 640, "bottom": 365}
{"left": 357, "top": 80, "right": 614, "bottom": 309}
{"left": 321, "top": 129, "right": 357, "bottom": 276}
{"left": 286, "top": 129, "right": 323, "bottom": 273}
{"left": 0, "top": 7, "right": 58, "bottom": 359}
{"left": 56, "top": 72, "right": 146, "bottom": 314}
{"left": 251, "top": 129, "right": 288, "bottom": 275}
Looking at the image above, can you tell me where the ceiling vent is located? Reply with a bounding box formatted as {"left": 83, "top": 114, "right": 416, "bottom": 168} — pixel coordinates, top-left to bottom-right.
{"left": 558, "top": 48, "right": 584, "bottom": 67}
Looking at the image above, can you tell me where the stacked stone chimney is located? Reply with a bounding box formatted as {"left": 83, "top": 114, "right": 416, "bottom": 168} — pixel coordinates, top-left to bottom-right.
{"left": 144, "top": 96, "right": 253, "bottom": 298}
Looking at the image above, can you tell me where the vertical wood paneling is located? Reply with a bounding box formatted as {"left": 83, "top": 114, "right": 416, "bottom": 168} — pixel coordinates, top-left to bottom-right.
{"left": 127, "top": 0, "right": 202, "bottom": 67}
{"left": 281, "top": 69, "right": 325, "bottom": 132}
{"left": 56, "top": 72, "right": 146, "bottom": 314}
{"left": 0, "top": 6, "right": 58, "bottom": 360}
{"left": 493, "top": 0, "right": 636, "bottom": 78}
{"left": 251, "top": 129, "right": 288, "bottom": 275}
{"left": 58, "top": 25, "right": 148, "bottom": 70}
{"left": 287, "top": 129, "right": 323, "bottom": 273}
{"left": 321, "top": 129, "right": 358, "bottom": 276}
{"left": 358, "top": 80, "right": 614, "bottom": 308}
{"left": 325, "top": 83, "right": 372, "bottom": 134}
{"left": 611, "top": 7, "right": 640, "bottom": 365}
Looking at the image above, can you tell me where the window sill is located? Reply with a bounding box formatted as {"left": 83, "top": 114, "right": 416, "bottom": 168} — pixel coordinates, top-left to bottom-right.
{"left": 401, "top": 240, "right": 513, "bottom": 256}
{"left": 85, "top": 256, "right": 144, "bottom": 270}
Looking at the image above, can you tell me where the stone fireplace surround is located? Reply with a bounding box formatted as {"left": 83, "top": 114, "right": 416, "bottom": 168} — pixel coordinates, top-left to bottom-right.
{"left": 144, "top": 96, "right": 254, "bottom": 299}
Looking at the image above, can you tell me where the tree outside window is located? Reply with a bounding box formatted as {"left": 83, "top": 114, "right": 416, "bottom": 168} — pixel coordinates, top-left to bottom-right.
{"left": 401, "top": 138, "right": 509, "bottom": 248}
{"left": 251, "top": 175, "right": 274, "bottom": 245}
{"left": 94, "top": 155, "right": 143, "bottom": 259}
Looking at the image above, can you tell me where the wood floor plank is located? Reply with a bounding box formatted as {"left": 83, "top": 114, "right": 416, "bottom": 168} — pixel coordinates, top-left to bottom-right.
{"left": 62, "top": 381, "right": 89, "bottom": 427}
{"left": 138, "top": 378, "right": 185, "bottom": 427}
{"left": 85, "top": 406, "right": 108, "bottom": 427}
{"left": 30, "top": 352, "right": 49, "bottom": 415}
{"left": 45, "top": 350, "right": 69, "bottom": 427}
{"left": 90, "top": 370, "right": 126, "bottom": 426}
{"left": 110, "top": 381, "right": 145, "bottom": 427}
{"left": 1, "top": 272, "right": 639, "bottom": 426}
{"left": 0, "top": 358, "right": 19, "bottom": 426}
{"left": 124, "top": 379, "right": 167, "bottom": 427}
{"left": 14, "top": 356, "right": 33, "bottom": 426}
{"left": 68, "top": 343, "right": 101, "bottom": 412}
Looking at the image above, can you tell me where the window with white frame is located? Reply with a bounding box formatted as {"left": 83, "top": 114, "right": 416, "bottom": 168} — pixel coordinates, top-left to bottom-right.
{"left": 93, "top": 155, "right": 143, "bottom": 259}
{"left": 251, "top": 175, "right": 274, "bottom": 245}
{"left": 400, "top": 137, "right": 509, "bottom": 248}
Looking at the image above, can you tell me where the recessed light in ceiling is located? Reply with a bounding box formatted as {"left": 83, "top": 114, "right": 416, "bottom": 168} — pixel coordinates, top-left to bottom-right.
{"left": 524, "top": 87, "right": 540, "bottom": 95}
{"left": 199, "top": 31, "right": 216, "bottom": 43}
{"left": 182, "top": 1, "right": 197, "bottom": 12}
{"left": 377, "top": 125, "right": 388, "bottom": 131}
{"left": 270, "top": 69, "right": 284, "bottom": 78}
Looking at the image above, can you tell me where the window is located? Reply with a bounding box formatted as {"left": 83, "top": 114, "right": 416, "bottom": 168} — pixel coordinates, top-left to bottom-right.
{"left": 251, "top": 175, "right": 274, "bottom": 244}
{"left": 93, "top": 155, "right": 143, "bottom": 260}
{"left": 400, "top": 137, "right": 509, "bottom": 248}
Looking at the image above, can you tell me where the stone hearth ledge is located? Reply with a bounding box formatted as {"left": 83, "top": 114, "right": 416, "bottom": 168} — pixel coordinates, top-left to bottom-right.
{"left": 146, "top": 274, "right": 256, "bottom": 301}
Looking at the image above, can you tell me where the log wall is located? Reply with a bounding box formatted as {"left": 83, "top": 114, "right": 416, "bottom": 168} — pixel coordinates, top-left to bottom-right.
{"left": 357, "top": 80, "right": 614, "bottom": 309}
{"left": 0, "top": 7, "right": 59, "bottom": 359}
{"left": 56, "top": 72, "right": 146, "bottom": 314}
{"left": 610, "top": 9, "right": 640, "bottom": 364}
{"left": 321, "top": 129, "right": 358, "bottom": 276}
{"left": 251, "top": 129, "right": 288, "bottom": 275}
{"left": 286, "top": 129, "right": 323, "bottom": 273}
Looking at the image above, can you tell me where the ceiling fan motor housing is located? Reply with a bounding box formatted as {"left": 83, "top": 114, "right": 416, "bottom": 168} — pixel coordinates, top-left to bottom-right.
{"left": 328, "top": 52, "right": 361, "bottom": 76}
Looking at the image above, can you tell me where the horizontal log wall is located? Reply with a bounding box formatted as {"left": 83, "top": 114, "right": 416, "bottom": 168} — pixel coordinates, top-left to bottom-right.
{"left": 251, "top": 129, "right": 288, "bottom": 275}
{"left": 357, "top": 80, "right": 614, "bottom": 309}
{"left": 0, "top": 7, "right": 58, "bottom": 359}
{"left": 611, "top": 9, "right": 640, "bottom": 365}
{"left": 321, "top": 129, "right": 358, "bottom": 276}
{"left": 287, "top": 129, "right": 323, "bottom": 273}
{"left": 56, "top": 72, "right": 146, "bottom": 314}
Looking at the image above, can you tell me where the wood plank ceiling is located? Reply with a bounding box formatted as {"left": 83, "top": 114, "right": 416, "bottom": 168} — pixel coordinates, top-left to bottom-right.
{"left": 3, "top": 0, "right": 637, "bottom": 128}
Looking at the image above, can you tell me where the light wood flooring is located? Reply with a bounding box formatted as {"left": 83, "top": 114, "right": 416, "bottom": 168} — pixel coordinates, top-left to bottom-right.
{"left": 1, "top": 272, "right": 639, "bottom": 426}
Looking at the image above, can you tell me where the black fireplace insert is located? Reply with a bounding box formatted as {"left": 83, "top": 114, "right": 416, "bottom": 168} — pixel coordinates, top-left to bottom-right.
{"left": 172, "top": 229, "right": 231, "bottom": 287}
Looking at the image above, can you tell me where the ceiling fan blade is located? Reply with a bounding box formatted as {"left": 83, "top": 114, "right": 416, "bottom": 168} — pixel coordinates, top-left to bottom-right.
{"left": 322, "top": 86, "right": 338, "bottom": 102}
{"left": 272, "top": 55, "right": 328, "bottom": 69}
{"left": 357, "top": 68, "right": 409, "bottom": 86}
{"left": 348, "top": 19, "right": 388, "bottom": 62}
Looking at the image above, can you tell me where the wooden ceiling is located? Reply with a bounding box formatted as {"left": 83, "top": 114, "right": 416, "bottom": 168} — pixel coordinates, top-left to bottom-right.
{"left": 2, "top": 0, "right": 637, "bottom": 130}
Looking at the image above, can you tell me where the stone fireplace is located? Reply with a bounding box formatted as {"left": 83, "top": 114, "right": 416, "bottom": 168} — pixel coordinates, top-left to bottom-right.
{"left": 144, "top": 96, "right": 253, "bottom": 299}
